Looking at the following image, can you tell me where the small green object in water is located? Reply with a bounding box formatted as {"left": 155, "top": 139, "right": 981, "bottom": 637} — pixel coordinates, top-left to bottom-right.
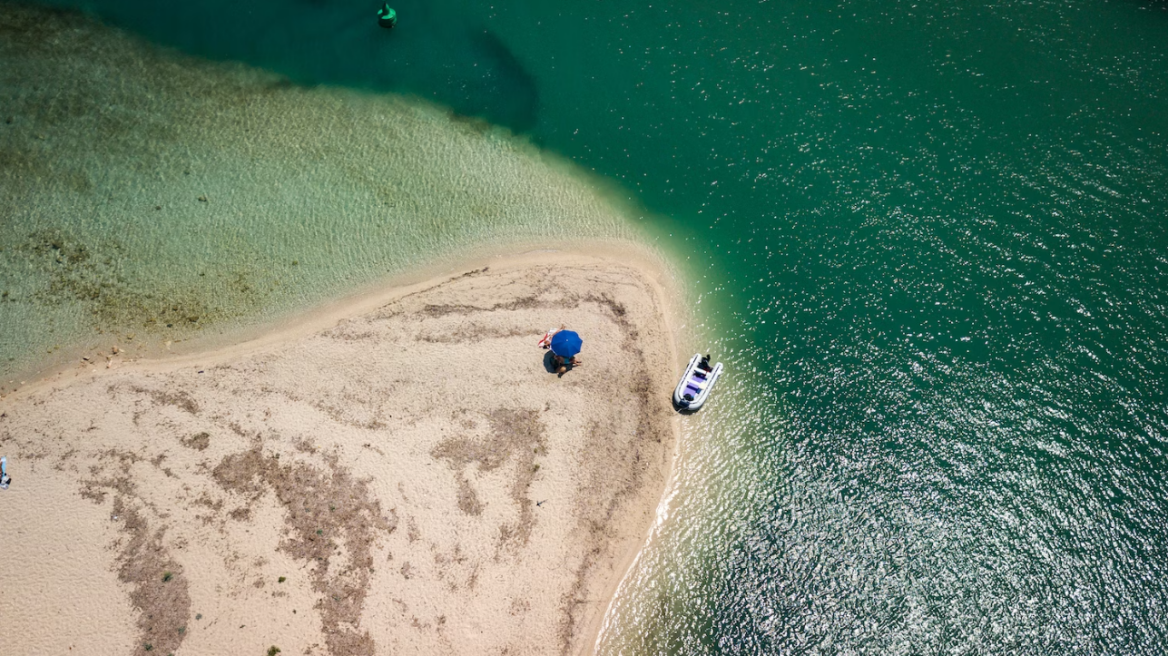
{"left": 377, "top": 3, "right": 396, "bottom": 29}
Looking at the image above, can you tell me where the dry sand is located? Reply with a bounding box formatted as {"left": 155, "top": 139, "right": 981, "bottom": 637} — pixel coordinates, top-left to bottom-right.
{"left": 0, "top": 250, "right": 681, "bottom": 656}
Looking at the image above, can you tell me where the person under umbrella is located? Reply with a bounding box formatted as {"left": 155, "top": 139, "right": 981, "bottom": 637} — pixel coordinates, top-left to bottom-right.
{"left": 549, "top": 328, "right": 583, "bottom": 374}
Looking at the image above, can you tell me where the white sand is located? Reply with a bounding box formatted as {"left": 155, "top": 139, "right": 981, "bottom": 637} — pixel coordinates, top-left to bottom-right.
{"left": 0, "top": 250, "right": 681, "bottom": 656}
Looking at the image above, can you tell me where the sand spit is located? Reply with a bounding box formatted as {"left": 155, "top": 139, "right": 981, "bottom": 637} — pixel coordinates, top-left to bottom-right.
{"left": 0, "top": 252, "right": 680, "bottom": 655}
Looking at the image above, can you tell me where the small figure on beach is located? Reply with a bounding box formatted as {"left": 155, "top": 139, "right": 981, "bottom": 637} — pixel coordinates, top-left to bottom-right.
{"left": 552, "top": 353, "right": 583, "bottom": 374}
{"left": 543, "top": 326, "right": 584, "bottom": 374}
{"left": 0, "top": 456, "right": 11, "bottom": 490}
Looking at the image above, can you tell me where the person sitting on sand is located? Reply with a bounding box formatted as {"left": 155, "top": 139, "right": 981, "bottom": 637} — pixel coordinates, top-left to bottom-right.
{"left": 553, "top": 353, "right": 582, "bottom": 374}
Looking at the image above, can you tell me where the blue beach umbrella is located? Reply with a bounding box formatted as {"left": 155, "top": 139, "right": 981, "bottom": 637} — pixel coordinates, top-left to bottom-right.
{"left": 550, "top": 330, "right": 583, "bottom": 357}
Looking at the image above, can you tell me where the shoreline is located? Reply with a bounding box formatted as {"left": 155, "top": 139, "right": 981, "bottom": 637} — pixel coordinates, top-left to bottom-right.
{"left": 1, "top": 2, "right": 655, "bottom": 391}
{"left": 0, "top": 236, "right": 682, "bottom": 396}
{"left": 0, "top": 247, "right": 685, "bottom": 655}
{"left": 0, "top": 239, "right": 682, "bottom": 399}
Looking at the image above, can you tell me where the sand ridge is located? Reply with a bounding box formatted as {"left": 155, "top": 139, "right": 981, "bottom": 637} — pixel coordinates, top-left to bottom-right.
{"left": 0, "top": 252, "right": 681, "bottom": 655}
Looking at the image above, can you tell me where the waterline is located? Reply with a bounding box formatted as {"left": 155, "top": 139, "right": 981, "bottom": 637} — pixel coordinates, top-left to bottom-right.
{"left": 0, "top": 6, "right": 673, "bottom": 386}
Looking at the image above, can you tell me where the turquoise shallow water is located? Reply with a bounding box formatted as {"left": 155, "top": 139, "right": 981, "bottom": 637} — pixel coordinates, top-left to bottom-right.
{"left": 8, "top": 0, "right": 1168, "bottom": 652}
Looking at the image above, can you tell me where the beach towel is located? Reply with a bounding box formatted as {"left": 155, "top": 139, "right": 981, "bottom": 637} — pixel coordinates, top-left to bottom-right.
{"left": 537, "top": 328, "right": 556, "bottom": 349}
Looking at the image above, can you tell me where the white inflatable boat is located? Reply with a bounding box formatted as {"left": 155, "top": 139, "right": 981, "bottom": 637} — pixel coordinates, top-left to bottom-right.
{"left": 673, "top": 354, "right": 723, "bottom": 411}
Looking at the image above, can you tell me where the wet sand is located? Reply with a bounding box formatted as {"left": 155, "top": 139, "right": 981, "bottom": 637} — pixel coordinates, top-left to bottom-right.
{"left": 0, "top": 250, "right": 681, "bottom": 655}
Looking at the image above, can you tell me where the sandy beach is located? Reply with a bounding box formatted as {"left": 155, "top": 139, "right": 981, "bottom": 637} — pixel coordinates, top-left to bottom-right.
{"left": 0, "top": 250, "right": 681, "bottom": 656}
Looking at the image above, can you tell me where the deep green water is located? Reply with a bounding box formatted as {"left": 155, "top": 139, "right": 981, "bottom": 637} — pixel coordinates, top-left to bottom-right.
{"left": 10, "top": 0, "right": 1168, "bottom": 652}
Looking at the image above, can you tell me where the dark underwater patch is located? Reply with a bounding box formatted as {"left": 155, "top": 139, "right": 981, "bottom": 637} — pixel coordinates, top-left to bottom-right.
{"left": 18, "top": 0, "right": 540, "bottom": 133}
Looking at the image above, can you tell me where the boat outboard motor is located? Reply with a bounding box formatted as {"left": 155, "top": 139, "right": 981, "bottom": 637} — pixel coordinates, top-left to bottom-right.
{"left": 377, "top": 3, "right": 397, "bottom": 28}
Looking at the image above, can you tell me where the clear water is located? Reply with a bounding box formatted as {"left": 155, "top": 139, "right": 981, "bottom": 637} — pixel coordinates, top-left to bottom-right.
{"left": 0, "top": 4, "right": 652, "bottom": 383}
{"left": 6, "top": 0, "right": 1168, "bottom": 653}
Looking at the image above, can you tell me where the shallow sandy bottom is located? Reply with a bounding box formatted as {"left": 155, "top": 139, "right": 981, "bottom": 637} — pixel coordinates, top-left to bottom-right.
{"left": 0, "top": 4, "right": 638, "bottom": 383}
{"left": 0, "top": 252, "right": 679, "bottom": 656}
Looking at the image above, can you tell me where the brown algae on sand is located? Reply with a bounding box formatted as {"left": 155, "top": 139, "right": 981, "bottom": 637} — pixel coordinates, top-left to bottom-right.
{"left": 213, "top": 447, "right": 395, "bottom": 656}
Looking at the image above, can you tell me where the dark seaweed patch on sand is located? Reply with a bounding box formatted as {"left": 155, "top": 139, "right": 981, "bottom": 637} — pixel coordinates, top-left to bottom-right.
{"left": 212, "top": 447, "right": 397, "bottom": 656}
{"left": 79, "top": 456, "right": 191, "bottom": 656}
{"left": 181, "top": 431, "right": 211, "bottom": 450}
{"left": 431, "top": 409, "right": 547, "bottom": 549}
{"left": 114, "top": 498, "right": 192, "bottom": 656}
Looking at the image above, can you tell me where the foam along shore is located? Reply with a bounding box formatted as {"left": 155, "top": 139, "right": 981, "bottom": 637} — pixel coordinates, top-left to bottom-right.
{"left": 0, "top": 251, "right": 680, "bottom": 656}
